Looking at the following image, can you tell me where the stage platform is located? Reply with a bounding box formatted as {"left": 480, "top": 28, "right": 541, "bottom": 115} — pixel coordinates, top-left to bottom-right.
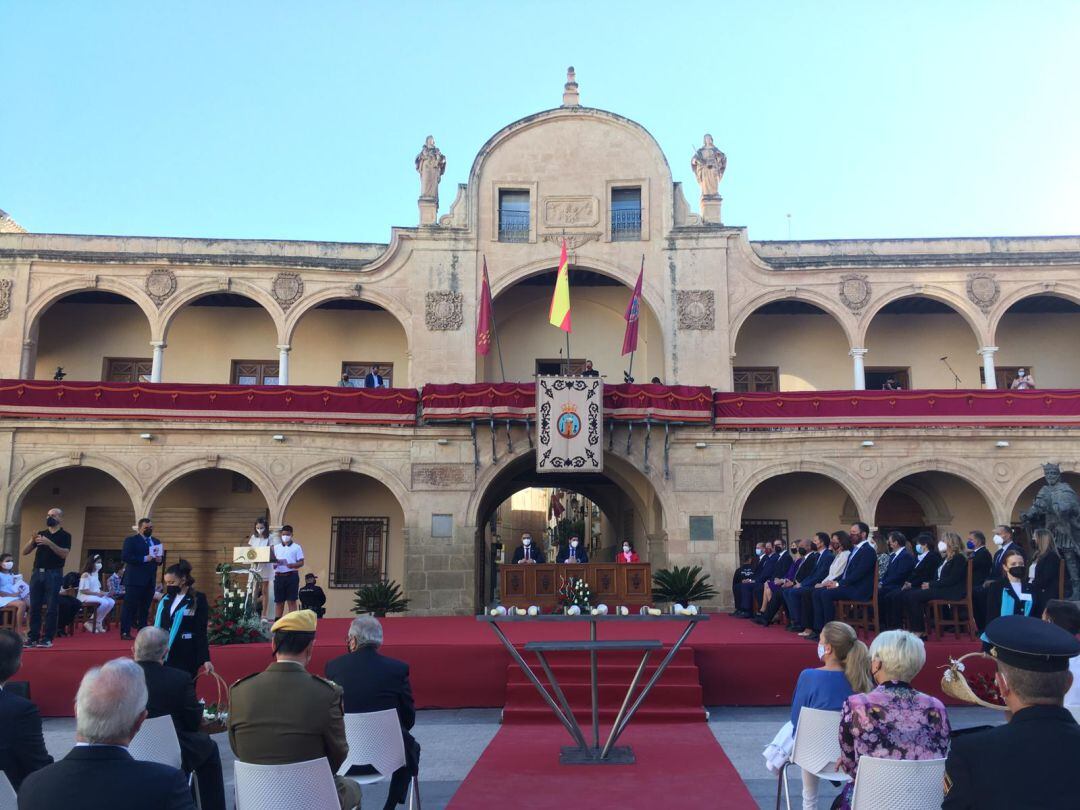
{"left": 17, "top": 614, "right": 982, "bottom": 717}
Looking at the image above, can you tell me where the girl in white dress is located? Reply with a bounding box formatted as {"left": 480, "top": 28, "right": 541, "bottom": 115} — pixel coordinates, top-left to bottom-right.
{"left": 248, "top": 518, "right": 275, "bottom": 618}
{"left": 0, "top": 553, "right": 29, "bottom": 635}
{"left": 77, "top": 554, "right": 116, "bottom": 633}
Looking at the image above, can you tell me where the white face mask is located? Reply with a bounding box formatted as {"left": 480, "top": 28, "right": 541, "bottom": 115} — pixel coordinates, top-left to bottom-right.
{"left": 622, "top": 545, "right": 631, "bottom": 553}
{"left": 523, "top": 538, "right": 531, "bottom": 547}
{"left": 281, "top": 535, "right": 292, "bottom": 544}
{"left": 94, "top": 562, "right": 103, "bottom": 572}
{"left": 1, "top": 561, "right": 12, "bottom": 571}
{"left": 817, "top": 643, "right": 827, "bottom": 661}
{"left": 570, "top": 540, "right": 579, "bottom": 549}
{"left": 937, "top": 541, "right": 948, "bottom": 553}
{"left": 993, "top": 534, "right": 1004, "bottom": 546}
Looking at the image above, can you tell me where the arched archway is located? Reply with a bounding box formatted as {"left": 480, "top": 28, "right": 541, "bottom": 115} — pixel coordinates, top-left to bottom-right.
{"left": 990, "top": 292, "right": 1080, "bottom": 389}
{"left": 873, "top": 469, "right": 996, "bottom": 542}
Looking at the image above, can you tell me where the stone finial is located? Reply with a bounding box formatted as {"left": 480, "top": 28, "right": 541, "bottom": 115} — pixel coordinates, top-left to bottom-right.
{"left": 562, "top": 66, "right": 580, "bottom": 107}
{"left": 0, "top": 208, "right": 27, "bottom": 234}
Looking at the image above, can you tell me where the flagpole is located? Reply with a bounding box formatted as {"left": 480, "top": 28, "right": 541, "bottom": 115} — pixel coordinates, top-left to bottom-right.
{"left": 565, "top": 257, "right": 572, "bottom": 369}
{"left": 484, "top": 255, "right": 507, "bottom": 383}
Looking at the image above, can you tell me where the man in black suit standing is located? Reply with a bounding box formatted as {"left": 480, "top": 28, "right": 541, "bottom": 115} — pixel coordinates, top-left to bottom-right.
{"left": 19, "top": 658, "right": 194, "bottom": 810}
{"left": 120, "top": 518, "right": 161, "bottom": 640}
{"left": 364, "top": 368, "right": 386, "bottom": 388}
{"left": 0, "top": 630, "right": 52, "bottom": 791}
{"left": 326, "top": 616, "right": 419, "bottom": 810}
{"left": 133, "top": 628, "right": 226, "bottom": 810}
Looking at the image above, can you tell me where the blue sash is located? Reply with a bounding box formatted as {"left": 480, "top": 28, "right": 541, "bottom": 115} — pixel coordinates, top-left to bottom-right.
{"left": 154, "top": 592, "right": 189, "bottom": 650}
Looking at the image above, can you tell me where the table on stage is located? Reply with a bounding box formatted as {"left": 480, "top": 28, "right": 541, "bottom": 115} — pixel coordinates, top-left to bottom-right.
{"left": 498, "top": 562, "right": 652, "bottom": 609}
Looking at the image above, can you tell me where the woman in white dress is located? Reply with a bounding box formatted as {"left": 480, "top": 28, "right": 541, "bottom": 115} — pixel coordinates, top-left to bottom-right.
{"left": 0, "top": 552, "right": 30, "bottom": 635}
{"left": 77, "top": 554, "right": 116, "bottom": 633}
{"left": 248, "top": 518, "right": 275, "bottom": 618}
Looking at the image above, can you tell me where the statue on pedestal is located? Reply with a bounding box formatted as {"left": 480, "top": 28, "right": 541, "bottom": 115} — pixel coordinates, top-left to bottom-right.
{"left": 691, "top": 134, "right": 727, "bottom": 199}
{"left": 1021, "top": 462, "right": 1080, "bottom": 599}
{"left": 415, "top": 135, "right": 446, "bottom": 204}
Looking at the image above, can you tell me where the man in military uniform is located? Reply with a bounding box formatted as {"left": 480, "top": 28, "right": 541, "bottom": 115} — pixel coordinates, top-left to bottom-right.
{"left": 943, "top": 614, "right": 1080, "bottom": 809}
{"left": 227, "top": 610, "right": 361, "bottom": 809}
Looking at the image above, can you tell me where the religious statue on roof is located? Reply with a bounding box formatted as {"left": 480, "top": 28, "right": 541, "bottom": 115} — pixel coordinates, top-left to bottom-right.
{"left": 415, "top": 135, "right": 446, "bottom": 204}
{"left": 691, "top": 134, "right": 727, "bottom": 198}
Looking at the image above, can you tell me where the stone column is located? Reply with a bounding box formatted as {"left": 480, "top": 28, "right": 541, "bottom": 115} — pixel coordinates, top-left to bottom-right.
{"left": 150, "top": 341, "right": 166, "bottom": 383}
{"left": 3, "top": 523, "right": 18, "bottom": 558}
{"left": 979, "top": 346, "right": 999, "bottom": 389}
{"left": 277, "top": 345, "right": 290, "bottom": 385}
{"left": 19, "top": 339, "right": 36, "bottom": 379}
{"left": 850, "top": 347, "right": 868, "bottom": 390}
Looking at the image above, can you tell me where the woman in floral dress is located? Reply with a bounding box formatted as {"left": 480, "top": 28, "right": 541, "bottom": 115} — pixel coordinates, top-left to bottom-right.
{"left": 834, "top": 629, "right": 951, "bottom": 809}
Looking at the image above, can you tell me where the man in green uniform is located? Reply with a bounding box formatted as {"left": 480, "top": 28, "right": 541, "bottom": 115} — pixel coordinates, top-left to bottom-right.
{"left": 228, "top": 609, "right": 361, "bottom": 809}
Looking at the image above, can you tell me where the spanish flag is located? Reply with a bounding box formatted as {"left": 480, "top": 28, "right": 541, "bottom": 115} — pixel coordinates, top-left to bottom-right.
{"left": 548, "top": 239, "right": 572, "bottom": 332}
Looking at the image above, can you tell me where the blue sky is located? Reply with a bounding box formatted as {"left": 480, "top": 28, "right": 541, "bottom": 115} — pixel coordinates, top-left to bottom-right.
{"left": 2, "top": 1, "right": 1078, "bottom": 243}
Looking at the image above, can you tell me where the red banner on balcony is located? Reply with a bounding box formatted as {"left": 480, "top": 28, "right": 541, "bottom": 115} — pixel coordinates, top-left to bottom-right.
{"left": 421, "top": 383, "right": 535, "bottom": 421}
{"left": 604, "top": 383, "right": 714, "bottom": 423}
{"left": 0, "top": 380, "right": 419, "bottom": 425}
{"left": 713, "top": 389, "right": 1080, "bottom": 429}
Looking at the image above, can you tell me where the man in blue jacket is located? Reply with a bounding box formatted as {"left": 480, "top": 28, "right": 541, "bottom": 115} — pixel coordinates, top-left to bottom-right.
{"left": 811, "top": 522, "right": 876, "bottom": 634}
{"left": 879, "top": 530, "right": 916, "bottom": 599}
{"left": 733, "top": 540, "right": 782, "bottom": 617}
{"left": 783, "top": 532, "right": 834, "bottom": 631}
{"left": 120, "top": 518, "right": 162, "bottom": 640}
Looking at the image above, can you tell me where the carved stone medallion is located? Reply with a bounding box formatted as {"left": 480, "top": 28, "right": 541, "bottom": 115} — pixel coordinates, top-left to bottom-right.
{"left": 271, "top": 272, "right": 304, "bottom": 311}
{"left": 540, "top": 232, "right": 601, "bottom": 250}
{"left": 966, "top": 272, "right": 1000, "bottom": 313}
{"left": 425, "top": 291, "right": 463, "bottom": 331}
{"left": 838, "top": 274, "right": 871, "bottom": 313}
{"left": 0, "top": 278, "right": 11, "bottom": 320}
{"left": 676, "top": 290, "right": 715, "bottom": 330}
{"left": 543, "top": 196, "right": 599, "bottom": 228}
{"left": 144, "top": 268, "right": 177, "bottom": 306}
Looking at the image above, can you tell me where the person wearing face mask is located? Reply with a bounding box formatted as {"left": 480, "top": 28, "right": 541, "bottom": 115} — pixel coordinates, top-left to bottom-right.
{"left": 782, "top": 533, "right": 834, "bottom": 633}
{"left": 21, "top": 507, "right": 71, "bottom": 649}
{"left": 1029, "top": 528, "right": 1062, "bottom": 618}
{"left": 881, "top": 533, "right": 941, "bottom": 629}
{"left": 984, "top": 549, "right": 1034, "bottom": 624}
{"left": 512, "top": 533, "right": 540, "bottom": 564}
{"left": 152, "top": 559, "right": 212, "bottom": 679}
{"left": 270, "top": 524, "right": 305, "bottom": 619}
{"left": 878, "top": 531, "right": 915, "bottom": 602}
{"left": 756, "top": 538, "right": 820, "bottom": 627}
{"left": 943, "top": 615, "right": 1080, "bottom": 810}
{"left": 77, "top": 555, "right": 116, "bottom": 633}
{"left": 0, "top": 553, "right": 30, "bottom": 637}
{"left": 247, "top": 518, "right": 275, "bottom": 619}
{"left": 808, "top": 522, "right": 875, "bottom": 638}
{"left": 902, "top": 532, "right": 969, "bottom": 638}
{"left": 734, "top": 540, "right": 783, "bottom": 618}
{"left": 558, "top": 535, "right": 589, "bottom": 564}
{"left": 796, "top": 532, "right": 851, "bottom": 637}
{"left": 763, "top": 621, "right": 872, "bottom": 809}
{"left": 228, "top": 610, "right": 361, "bottom": 810}
{"left": 989, "top": 525, "right": 1018, "bottom": 579}
{"left": 617, "top": 540, "right": 639, "bottom": 563}
{"left": 120, "top": 517, "right": 163, "bottom": 640}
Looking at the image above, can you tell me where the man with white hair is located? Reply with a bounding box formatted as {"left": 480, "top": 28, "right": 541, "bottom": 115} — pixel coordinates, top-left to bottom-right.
{"left": 19, "top": 658, "right": 194, "bottom": 810}
{"left": 134, "top": 628, "right": 226, "bottom": 810}
{"left": 326, "top": 615, "right": 420, "bottom": 810}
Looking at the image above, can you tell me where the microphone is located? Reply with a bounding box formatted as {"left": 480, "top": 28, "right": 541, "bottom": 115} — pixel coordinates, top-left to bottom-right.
{"left": 939, "top": 356, "right": 948, "bottom": 361}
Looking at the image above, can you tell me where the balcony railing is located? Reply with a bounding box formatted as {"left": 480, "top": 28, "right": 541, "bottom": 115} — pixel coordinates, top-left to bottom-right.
{"left": 611, "top": 208, "right": 642, "bottom": 241}
{"left": 498, "top": 210, "right": 530, "bottom": 242}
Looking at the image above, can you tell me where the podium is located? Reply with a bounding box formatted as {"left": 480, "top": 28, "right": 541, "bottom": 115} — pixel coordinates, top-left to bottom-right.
{"left": 499, "top": 562, "right": 651, "bottom": 609}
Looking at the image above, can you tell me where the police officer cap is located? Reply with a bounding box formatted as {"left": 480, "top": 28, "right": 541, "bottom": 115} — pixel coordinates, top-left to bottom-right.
{"left": 984, "top": 614, "right": 1080, "bottom": 672}
{"left": 270, "top": 609, "right": 317, "bottom": 633}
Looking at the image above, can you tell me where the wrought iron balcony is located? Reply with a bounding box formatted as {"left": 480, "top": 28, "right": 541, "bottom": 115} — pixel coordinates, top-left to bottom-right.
{"left": 498, "top": 210, "right": 530, "bottom": 242}
{"left": 611, "top": 208, "right": 642, "bottom": 241}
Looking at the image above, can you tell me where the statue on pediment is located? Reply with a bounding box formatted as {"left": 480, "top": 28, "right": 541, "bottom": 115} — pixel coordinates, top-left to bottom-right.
{"left": 415, "top": 136, "right": 446, "bottom": 203}
{"left": 691, "top": 134, "right": 727, "bottom": 198}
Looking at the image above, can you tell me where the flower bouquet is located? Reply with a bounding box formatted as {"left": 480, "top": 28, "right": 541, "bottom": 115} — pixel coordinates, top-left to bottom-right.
{"left": 559, "top": 576, "right": 592, "bottom": 613}
{"left": 197, "top": 668, "right": 230, "bottom": 734}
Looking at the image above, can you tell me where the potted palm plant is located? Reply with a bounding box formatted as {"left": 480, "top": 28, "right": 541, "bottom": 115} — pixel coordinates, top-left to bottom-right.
{"left": 352, "top": 579, "right": 410, "bottom": 617}
{"left": 652, "top": 565, "right": 718, "bottom": 606}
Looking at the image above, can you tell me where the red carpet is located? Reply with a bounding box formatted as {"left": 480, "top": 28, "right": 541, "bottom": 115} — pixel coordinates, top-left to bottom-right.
{"left": 448, "top": 722, "right": 756, "bottom": 809}
{"left": 16, "top": 614, "right": 982, "bottom": 717}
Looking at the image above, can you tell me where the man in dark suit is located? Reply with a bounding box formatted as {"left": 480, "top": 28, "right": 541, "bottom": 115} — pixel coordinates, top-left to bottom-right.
{"left": 326, "top": 616, "right": 420, "bottom": 810}
{"left": 782, "top": 532, "right": 834, "bottom": 632}
{"left": 811, "top": 522, "right": 876, "bottom": 633}
{"left": 120, "top": 517, "right": 162, "bottom": 640}
{"left": 20, "top": 657, "right": 194, "bottom": 810}
{"left": 511, "top": 533, "right": 542, "bottom": 564}
{"left": 943, "top": 615, "right": 1080, "bottom": 809}
{"left": 734, "top": 541, "right": 781, "bottom": 617}
{"left": 731, "top": 543, "right": 765, "bottom": 611}
{"left": 971, "top": 528, "right": 1001, "bottom": 630}
{"left": 879, "top": 531, "right": 916, "bottom": 600}
{"left": 364, "top": 369, "right": 386, "bottom": 388}
{"left": 557, "top": 536, "right": 589, "bottom": 564}
{"left": 133, "top": 628, "right": 226, "bottom": 810}
{"left": 881, "top": 533, "right": 941, "bottom": 629}
{"left": 0, "top": 630, "right": 52, "bottom": 791}
{"left": 754, "top": 538, "right": 819, "bottom": 626}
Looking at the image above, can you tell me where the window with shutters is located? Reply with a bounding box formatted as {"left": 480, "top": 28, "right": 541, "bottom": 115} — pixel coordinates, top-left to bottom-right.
{"left": 498, "top": 189, "right": 530, "bottom": 242}
{"left": 610, "top": 187, "right": 642, "bottom": 241}
{"left": 104, "top": 358, "right": 153, "bottom": 383}
{"left": 231, "top": 360, "right": 279, "bottom": 386}
{"left": 340, "top": 362, "right": 394, "bottom": 388}
{"left": 733, "top": 367, "right": 778, "bottom": 393}
{"left": 330, "top": 517, "right": 389, "bottom": 588}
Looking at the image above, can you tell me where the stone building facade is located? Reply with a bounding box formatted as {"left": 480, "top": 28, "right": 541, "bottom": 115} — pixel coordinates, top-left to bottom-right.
{"left": 1, "top": 73, "right": 1079, "bottom": 615}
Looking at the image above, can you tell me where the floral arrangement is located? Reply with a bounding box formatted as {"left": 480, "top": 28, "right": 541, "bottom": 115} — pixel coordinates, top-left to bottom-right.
{"left": 200, "top": 699, "right": 228, "bottom": 733}
{"left": 559, "top": 576, "right": 592, "bottom": 611}
{"left": 208, "top": 563, "right": 269, "bottom": 645}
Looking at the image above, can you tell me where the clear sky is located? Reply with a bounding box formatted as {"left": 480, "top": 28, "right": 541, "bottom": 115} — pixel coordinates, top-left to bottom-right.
{"left": 2, "top": 1, "right": 1078, "bottom": 243}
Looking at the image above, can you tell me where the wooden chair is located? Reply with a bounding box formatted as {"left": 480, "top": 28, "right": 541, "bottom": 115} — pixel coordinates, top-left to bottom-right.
{"left": 836, "top": 570, "right": 880, "bottom": 638}
{"left": 0, "top": 605, "right": 19, "bottom": 631}
{"left": 926, "top": 558, "right": 975, "bottom": 640}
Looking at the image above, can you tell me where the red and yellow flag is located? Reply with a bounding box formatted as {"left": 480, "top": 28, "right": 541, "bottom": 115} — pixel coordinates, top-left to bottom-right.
{"left": 476, "top": 257, "right": 493, "bottom": 356}
{"left": 548, "top": 239, "right": 572, "bottom": 332}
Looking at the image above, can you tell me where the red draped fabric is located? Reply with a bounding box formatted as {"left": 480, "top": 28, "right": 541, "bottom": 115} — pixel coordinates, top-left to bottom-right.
{"left": 604, "top": 383, "right": 714, "bottom": 423}
{"left": 421, "top": 383, "right": 534, "bottom": 421}
{"left": 713, "top": 389, "right": 1080, "bottom": 429}
{"left": 0, "top": 380, "right": 419, "bottom": 425}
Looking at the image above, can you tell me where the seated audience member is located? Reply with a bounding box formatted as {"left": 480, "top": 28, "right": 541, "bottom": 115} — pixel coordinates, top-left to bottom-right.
{"left": 836, "top": 630, "right": 950, "bottom": 810}
{"left": 0, "top": 629, "right": 52, "bottom": 791}
{"left": 903, "top": 532, "right": 967, "bottom": 637}
{"left": 55, "top": 570, "right": 82, "bottom": 636}
{"left": 734, "top": 540, "right": 782, "bottom": 618}
{"left": 881, "top": 533, "right": 940, "bottom": 629}
{"left": 616, "top": 540, "right": 640, "bottom": 563}
{"left": 326, "top": 616, "right": 420, "bottom": 810}
{"left": 766, "top": 621, "right": 871, "bottom": 810}
{"left": 228, "top": 610, "right": 360, "bottom": 810}
{"left": 512, "top": 533, "right": 541, "bottom": 564}
{"left": 808, "top": 523, "right": 875, "bottom": 636}
{"left": 19, "top": 658, "right": 194, "bottom": 810}
{"left": 731, "top": 543, "right": 765, "bottom": 612}
{"left": 985, "top": 548, "right": 1033, "bottom": 624}
{"left": 0, "top": 553, "right": 30, "bottom": 635}
{"left": 133, "top": 628, "right": 226, "bottom": 810}
{"left": 1029, "top": 528, "right": 1062, "bottom": 617}
{"left": 557, "top": 536, "right": 589, "bottom": 564}
{"left": 299, "top": 573, "right": 327, "bottom": 618}
{"left": 872, "top": 531, "right": 891, "bottom": 582}
{"left": 794, "top": 532, "right": 849, "bottom": 636}
{"left": 944, "top": 615, "right": 1080, "bottom": 809}
{"left": 1043, "top": 599, "right": 1080, "bottom": 707}
{"left": 755, "top": 538, "right": 818, "bottom": 626}
{"left": 782, "top": 533, "right": 833, "bottom": 632}
{"left": 107, "top": 563, "right": 125, "bottom": 600}
{"left": 77, "top": 554, "right": 116, "bottom": 634}
{"left": 878, "top": 531, "right": 915, "bottom": 599}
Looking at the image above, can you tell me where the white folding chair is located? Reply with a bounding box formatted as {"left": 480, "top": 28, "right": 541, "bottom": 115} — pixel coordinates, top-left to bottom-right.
{"left": 850, "top": 756, "right": 947, "bottom": 810}
{"left": 0, "top": 772, "right": 17, "bottom": 810}
{"left": 339, "top": 709, "right": 421, "bottom": 809}
{"left": 776, "top": 707, "right": 851, "bottom": 810}
{"left": 234, "top": 757, "right": 340, "bottom": 810}
{"left": 128, "top": 714, "right": 200, "bottom": 808}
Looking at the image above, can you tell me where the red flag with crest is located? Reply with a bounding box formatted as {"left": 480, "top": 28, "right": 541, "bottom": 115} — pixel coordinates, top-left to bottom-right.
{"left": 622, "top": 257, "right": 643, "bottom": 355}
{"left": 476, "top": 258, "right": 494, "bottom": 356}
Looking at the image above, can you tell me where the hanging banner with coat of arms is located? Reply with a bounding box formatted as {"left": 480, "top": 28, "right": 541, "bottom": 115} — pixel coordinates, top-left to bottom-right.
{"left": 536, "top": 376, "right": 603, "bottom": 473}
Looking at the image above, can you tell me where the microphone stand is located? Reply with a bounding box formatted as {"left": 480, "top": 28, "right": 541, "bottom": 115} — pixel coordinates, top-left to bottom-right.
{"left": 940, "top": 357, "right": 962, "bottom": 389}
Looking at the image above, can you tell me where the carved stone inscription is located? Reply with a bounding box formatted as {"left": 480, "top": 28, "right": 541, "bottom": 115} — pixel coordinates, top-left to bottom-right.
{"left": 411, "top": 463, "right": 474, "bottom": 490}
{"left": 674, "top": 464, "right": 724, "bottom": 492}
{"left": 543, "top": 196, "right": 599, "bottom": 228}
